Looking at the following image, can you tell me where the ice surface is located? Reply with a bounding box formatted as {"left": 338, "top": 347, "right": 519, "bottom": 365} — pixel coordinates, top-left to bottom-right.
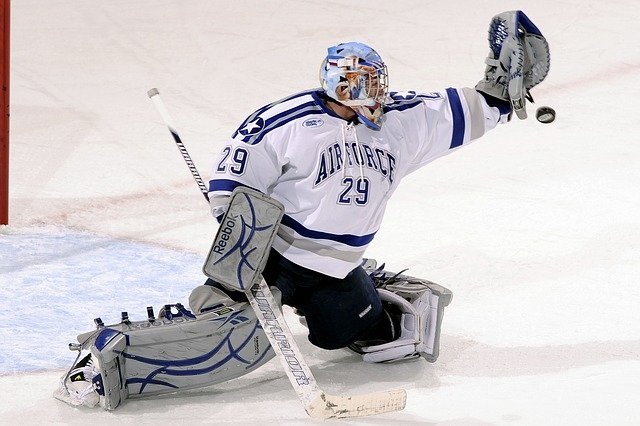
{"left": 2, "top": 0, "right": 639, "bottom": 424}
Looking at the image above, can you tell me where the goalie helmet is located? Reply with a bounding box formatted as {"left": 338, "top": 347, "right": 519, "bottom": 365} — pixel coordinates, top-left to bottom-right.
{"left": 319, "top": 42, "right": 389, "bottom": 130}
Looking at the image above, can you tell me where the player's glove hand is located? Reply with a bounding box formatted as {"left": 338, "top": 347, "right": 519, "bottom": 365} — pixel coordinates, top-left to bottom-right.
{"left": 475, "top": 10, "right": 550, "bottom": 119}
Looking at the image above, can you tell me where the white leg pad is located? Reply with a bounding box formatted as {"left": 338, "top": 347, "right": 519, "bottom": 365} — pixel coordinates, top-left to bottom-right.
{"left": 54, "top": 295, "right": 275, "bottom": 410}
{"left": 353, "top": 268, "right": 453, "bottom": 363}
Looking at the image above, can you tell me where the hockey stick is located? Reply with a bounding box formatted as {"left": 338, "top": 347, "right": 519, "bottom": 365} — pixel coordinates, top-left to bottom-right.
{"left": 147, "top": 89, "right": 407, "bottom": 419}
{"left": 147, "top": 88, "right": 210, "bottom": 202}
{"left": 249, "top": 276, "right": 407, "bottom": 419}
{"left": 203, "top": 187, "right": 407, "bottom": 418}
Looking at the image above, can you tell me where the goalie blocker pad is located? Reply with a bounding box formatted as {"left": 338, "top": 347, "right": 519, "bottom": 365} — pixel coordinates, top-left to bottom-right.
{"left": 54, "top": 294, "right": 275, "bottom": 410}
{"left": 203, "top": 186, "right": 284, "bottom": 292}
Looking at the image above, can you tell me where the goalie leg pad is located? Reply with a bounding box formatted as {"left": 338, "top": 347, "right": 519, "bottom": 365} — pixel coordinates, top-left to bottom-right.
{"left": 54, "top": 293, "right": 276, "bottom": 410}
{"left": 351, "top": 264, "right": 453, "bottom": 363}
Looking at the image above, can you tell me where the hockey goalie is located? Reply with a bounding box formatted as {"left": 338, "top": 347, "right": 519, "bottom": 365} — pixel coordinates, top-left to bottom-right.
{"left": 54, "top": 9, "right": 549, "bottom": 418}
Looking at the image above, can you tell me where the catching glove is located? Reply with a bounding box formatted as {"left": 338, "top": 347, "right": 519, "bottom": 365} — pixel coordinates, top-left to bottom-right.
{"left": 475, "top": 10, "right": 550, "bottom": 119}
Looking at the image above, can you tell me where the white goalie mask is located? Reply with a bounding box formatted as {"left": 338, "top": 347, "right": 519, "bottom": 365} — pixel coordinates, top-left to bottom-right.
{"left": 319, "top": 42, "right": 389, "bottom": 130}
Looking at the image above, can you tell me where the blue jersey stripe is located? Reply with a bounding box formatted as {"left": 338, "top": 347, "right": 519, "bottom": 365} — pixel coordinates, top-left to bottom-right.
{"left": 241, "top": 104, "right": 324, "bottom": 145}
{"left": 242, "top": 101, "right": 324, "bottom": 145}
{"left": 446, "top": 88, "right": 465, "bottom": 149}
{"left": 281, "top": 215, "right": 376, "bottom": 247}
{"left": 208, "top": 179, "right": 255, "bottom": 193}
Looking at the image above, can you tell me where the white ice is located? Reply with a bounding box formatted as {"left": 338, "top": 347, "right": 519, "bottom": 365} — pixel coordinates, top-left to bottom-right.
{"left": 2, "top": 0, "right": 640, "bottom": 424}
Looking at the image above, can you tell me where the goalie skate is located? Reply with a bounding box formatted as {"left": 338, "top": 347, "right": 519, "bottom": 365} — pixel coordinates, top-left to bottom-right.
{"left": 52, "top": 353, "right": 101, "bottom": 408}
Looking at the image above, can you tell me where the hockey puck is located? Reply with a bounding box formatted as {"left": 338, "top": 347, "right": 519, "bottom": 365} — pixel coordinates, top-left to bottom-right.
{"left": 536, "top": 106, "right": 556, "bottom": 123}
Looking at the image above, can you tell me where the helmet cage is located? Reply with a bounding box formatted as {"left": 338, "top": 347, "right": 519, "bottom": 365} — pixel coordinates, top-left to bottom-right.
{"left": 320, "top": 43, "right": 389, "bottom": 108}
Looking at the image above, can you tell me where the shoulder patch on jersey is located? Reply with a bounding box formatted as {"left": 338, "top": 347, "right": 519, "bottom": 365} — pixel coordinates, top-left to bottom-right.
{"left": 390, "top": 91, "right": 417, "bottom": 101}
{"left": 238, "top": 117, "right": 265, "bottom": 136}
{"left": 302, "top": 117, "right": 324, "bottom": 128}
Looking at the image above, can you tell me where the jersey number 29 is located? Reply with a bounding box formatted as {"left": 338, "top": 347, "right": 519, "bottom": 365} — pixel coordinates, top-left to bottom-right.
{"left": 338, "top": 177, "right": 369, "bottom": 206}
{"left": 216, "top": 146, "right": 248, "bottom": 175}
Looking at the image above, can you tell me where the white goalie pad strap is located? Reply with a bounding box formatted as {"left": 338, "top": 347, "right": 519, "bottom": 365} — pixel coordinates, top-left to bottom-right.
{"left": 375, "top": 289, "right": 419, "bottom": 344}
{"left": 358, "top": 289, "right": 423, "bottom": 363}
{"left": 361, "top": 341, "right": 418, "bottom": 364}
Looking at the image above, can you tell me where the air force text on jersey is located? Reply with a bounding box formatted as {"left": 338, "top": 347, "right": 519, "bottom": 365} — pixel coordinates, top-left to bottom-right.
{"left": 314, "top": 141, "right": 396, "bottom": 186}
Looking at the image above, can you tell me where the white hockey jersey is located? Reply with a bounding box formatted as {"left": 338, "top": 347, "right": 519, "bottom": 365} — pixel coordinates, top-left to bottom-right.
{"left": 208, "top": 88, "right": 509, "bottom": 278}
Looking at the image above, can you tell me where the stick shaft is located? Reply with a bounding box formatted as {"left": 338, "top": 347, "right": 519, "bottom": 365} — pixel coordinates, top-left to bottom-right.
{"left": 147, "top": 88, "right": 209, "bottom": 201}
{"left": 247, "top": 279, "right": 324, "bottom": 410}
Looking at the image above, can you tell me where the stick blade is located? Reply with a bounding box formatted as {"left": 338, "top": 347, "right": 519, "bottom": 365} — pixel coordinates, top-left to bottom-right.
{"left": 306, "top": 389, "right": 407, "bottom": 419}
